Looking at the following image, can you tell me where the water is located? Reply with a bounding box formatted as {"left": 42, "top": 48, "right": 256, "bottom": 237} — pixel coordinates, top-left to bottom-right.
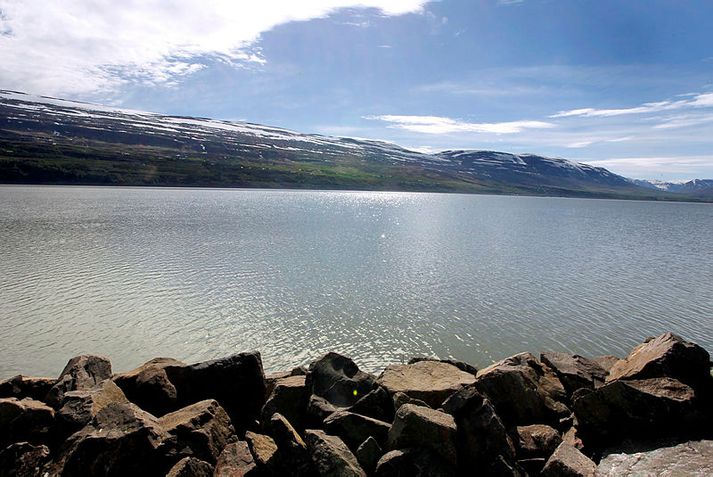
{"left": 1, "top": 185, "right": 712, "bottom": 379}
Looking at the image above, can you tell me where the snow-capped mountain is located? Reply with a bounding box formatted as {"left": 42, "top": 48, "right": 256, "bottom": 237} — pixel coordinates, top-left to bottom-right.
{"left": 633, "top": 179, "right": 713, "bottom": 197}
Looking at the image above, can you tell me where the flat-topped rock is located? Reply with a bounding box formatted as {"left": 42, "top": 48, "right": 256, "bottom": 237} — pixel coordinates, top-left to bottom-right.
{"left": 598, "top": 440, "right": 713, "bottom": 476}
{"left": 540, "top": 352, "right": 607, "bottom": 395}
{"left": 262, "top": 374, "right": 308, "bottom": 430}
{"left": 387, "top": 403, "right": 457, "bottom": 463}
{"left": 377, "top": 360, "right": 475, "bottom": 408}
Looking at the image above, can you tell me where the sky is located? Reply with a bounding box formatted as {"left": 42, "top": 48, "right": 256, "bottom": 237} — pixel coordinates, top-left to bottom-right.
{"left": 1, "top": 0, "right": 712, "bottom": 180}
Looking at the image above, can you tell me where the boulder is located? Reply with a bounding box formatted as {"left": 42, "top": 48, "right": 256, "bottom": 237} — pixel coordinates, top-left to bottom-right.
{"left": 348, "top": 386, "right": 394, "bottom": 423}
{"left": 374, "top": 449, "right": 453, "bottom": 477}
{"left": 592, "top": 356, "right": 620, "bottom": 373}
{"left": 573, "top": 377, "right": 704, "bottom": 447}
{"left": 214, "top": 441, "right": 258, "bottom": 477}
{"left": 0, "top": 375, "right": 55, "bottom": 402}
{"left": 306, "top": 353, "right": 376, "bottom": 408}
{"left": 355, "top": 436, "right": 382, "bottom": 474}
{"left": 440, "top": 385, "right": 519, "bottom": 475}
{"left": 265, "top": 370, "right": 291, "bottom": 398}
{"left": 46, "top": 355, "right": 113, "bottom": 408}
{"left": 261, "top": 375, "right": 308, "bottom": 431}
{"left": 541, "top": 443, "right": 596, "bottom": 477}
{"left": 540, "top": 352, "right": 607, "bottom": 396}
{"left": 607, "top": 333, "right": 711, "bottom": 389}
{"left": 158, "top": 399, "right": 234, "bottom": 464}
{"left": 269, "top": 413, "right": 313, "bottom": 476}
{"left": 515, "top": 424, "right": 562, "bottom": 459}
{"left": 386, "top": 404, "right": 457, "bottom": 463}
{"left": 377, "top": 360, "right": 475, "bottom": 408}
{"left": 0, "top": 398, "right": 55, "bottom": 447}
{"left": 0, "top": 442, "right": 50, "bottom": 477}
{"left": 392, "top": 392, "right": 430, "bottom": 412}
{"left": 517, "top": 457, "right": 547, "bottom": 476}
{"left": 308, "top": 394, "right": 339, "bottom": 424}
{"left": 51, "top": 402, "right": 170, "bottom": 476}
{"left": 165, "top": 456, "right": 214, "bottom": 477}
{"left": 57, "top": 379, "right": 128, "bottom": 435}
{"left": 323, "top": 410, "right": 390, "bottom": 451}
{"left": 474, "top": 353, "right": 569, "bottom": 427}
{"left": 597, "top": 440, "right": 713, "bottom": 476}
{"left": 113, "top": 357, "right": 185, "bottom": 417}
{"left": 244, "top": 431, "right": 278, "bottom": 470}
{"left": 562, "top": 426, "right": 584, "bottom": 451}
{"left": 305, "top": 429, "right": 366, "bottom": 477}
{"left": 407, "top": 357, "right": 478, "bottom": 376}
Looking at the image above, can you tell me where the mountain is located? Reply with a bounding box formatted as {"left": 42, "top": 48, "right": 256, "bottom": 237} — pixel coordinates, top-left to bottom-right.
{"left": 0, "top": 90, "right": 705, "bottom": 201}
{"left": 633, "top": 179, "right": 713, "bottom": 198}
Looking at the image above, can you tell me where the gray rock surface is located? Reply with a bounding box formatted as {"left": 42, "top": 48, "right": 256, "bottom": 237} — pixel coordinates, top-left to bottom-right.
{"left": 597, "top": 440, "right": 713, "bottom": 477}
{"left": 378, "top": 360, "right": 475, "bottom": 408}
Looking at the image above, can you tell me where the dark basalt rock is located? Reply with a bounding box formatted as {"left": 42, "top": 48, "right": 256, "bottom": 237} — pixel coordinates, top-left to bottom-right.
{"left": 308, "top": 394, "right": 339, "bottom": 425}
{"left": 113, "top": 357, "right": 185, "bottom": 417}
{"left": 387, "top": 404, "right": 457, "bottom": 463}
{"left": 165, "top": 456, "right": 214, "bottom": 477}
{"left": 0, "top": 398, "right": 55, "bottom": 448}
{"left": 261, "top": 375, "right": 308, "bottom": 431}
{"left": 57, "top": 379, "right": 128, "bottom": 436}
{"left": 515, "top": 424, "right": 562, "bottom": 459}
{"left": 0, "top": 442, "right": 51, "bottom": 477}
{"left": 592, "top": 355, "right": 620, "bottom": 374}
{"left": 269, "top": 413, "right": 314, "bottom": 476}
{"left": 540, "top": 352, "right": 607, "bottom": 396}
{"left": 541, "top": 442, "right": 597, "bottom": 477}
{"left": 374, "top": 449, "right": 454, "bottom": 477}
{"left": 348, "top": 386, "right": 395, "bottom": 423}
{"left": 214, "top": 441, "right": 258, "bottom": 477}
{"left": 0, "top": 375, "right": 55, "bottom": 402}
{"left": 305, "top": 429, "right": 366, "bottom": 477}
{"left": 356, "top": 436, "right": 382, "bottom": 475}
{"left": 323, "top": 410, "right": 391, "bottom": 452}
{"left": 46, "top": 355, "right": 113, "bottom": 408}
{"left": 392, "top": 391, "right": 430, "bottom": 412}
{"left": 407, "top": 357, "right": 478, "bottom": 376}
{"left": 306, "top": 353, "right": 376, "bottom": 408}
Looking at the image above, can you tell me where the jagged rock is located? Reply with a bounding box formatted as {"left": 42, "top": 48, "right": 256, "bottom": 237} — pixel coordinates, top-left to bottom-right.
{"left": 387, "top": 404, "right": 457, "bottom": 463}
{"left": 356, "top": 436, "right": 382, "bottom": 474}
{"left": 305, "top": 429, "right": 366, "bottom": 477}
{"left": 46, "top": 355, "right": 112, "bottom": 408}
{"left": 308, "top": 394, "right": 339, "bottom": 424}
{"left": 269, "top": 413, "right": 313, "bottom": 476}
{"left": 541, "top": 443, "right": 596, "bottom": 477}
{"left": 57, "top": 379, "right": 128, "bottom": 435}
{"left": 0, "top": 398, "right": 55, "bottom": 447}
{"left": 348, "top": 386, "right": 394, "bottom": 423}
{"left": 245, "top": 431, "right": 278, "bottom": 470}
{"left": 113, "top": 357, "right": 185, "bottom": 417}
{"left": 166, "top": 352, "right": 266, "bottom": 433}
{"left": 540, "top": 352, "right": 607, "bottom": 396}
{"left": 265, "top": 371, "right": 291, "bottom": 398}
{"left": 440, "top": 385, "right": 519, "bottom": 474}
{"left": 158, "top": 399, "right": 234, "bottom": 464}
{"left": 374, "top": 449, "right": 453, "bottom": 477}
{"left": 51, "top": 402, "right": 169, "bottom": 476}
{"left": 214, "top": 441, "right": 258, "bottom": 477}
{"left": 0, "top": 442, "right": 50, "bottom": 477}
{"left": 562, "top": 426, "right": 584, "bottom": 451}
{"left": 607, "top": 333, "right": 711, "bottom": 389}
{"left": 306, "top": 353, "right": 376, "bottom": 408}
{"left": 515, "top": 424, "right": 562, "bottom": 458}
{"left": 323, "top": 410, "right": 390, "bottom": 451}
{"left": 518, "top": 457, "right": 547, "bottom": 475}
{"left": 392, "top": 391, "right": 430, "bottom": 411}
{"left": 262, "top": 375, "right": 308, "bottom": 431}
{"left": 377, "top": 360, "right": 475, "bottom": 408}
{"left": 407, "top": 357, "right": 478, "bottom": 376}
{"left": 0, "top": 375, "right": 55, "bottom": 402}
{"left": 573, "top": 377, "right": 703, "bottom": 447}
{"left": 166, "top": 456, "right": 214, "bottom": 477}
{"left": 597, "top": 440, "right": 713, "bottom": 476}
{"left": 592, "top": 356, "right": 620, "bottom": 373}
{"left": 474, "top": 352, "right": 569, "bottom": 427}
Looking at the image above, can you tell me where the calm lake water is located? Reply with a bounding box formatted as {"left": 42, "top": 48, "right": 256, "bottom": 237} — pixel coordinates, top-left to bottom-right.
{"left": 1, "top": 186, "right": 712, "bottom": 379}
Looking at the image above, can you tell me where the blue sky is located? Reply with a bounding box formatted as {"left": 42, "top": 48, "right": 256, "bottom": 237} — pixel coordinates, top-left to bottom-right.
{"left": 1, "top": 0, "right": 712, "bottom": 180}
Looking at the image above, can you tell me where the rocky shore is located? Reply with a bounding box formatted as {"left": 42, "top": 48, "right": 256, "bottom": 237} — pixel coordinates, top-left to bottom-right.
{"left": 1, "top": 332, "right": 712, "bottom": 476}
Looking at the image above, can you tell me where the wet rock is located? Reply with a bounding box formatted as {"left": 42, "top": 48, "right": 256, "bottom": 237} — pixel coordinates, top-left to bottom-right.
{"left": 355, "top": 436, "right": 382, "bottom": 474}
{"left": 377, "top": 360, "right": 475, "bottom": 408}
{"left": 308, "top": 394, "right": 339, "bottom": 424}
{"left": 573, "top": 377, "right": 702, "bottom": 447}
{"left": 592, "top": 356, "right": 620, "bottom": 373}
{"left": 540, "top": 352, "right": 607, "bottom": 396}
{"left": 113, "top": 357, "right": 185, "bottom": 417}
{"left": 607, "top": 333, "right": 711, "bottom": 389}
{"left": 52, "top": 402, "right": 170, "bottom": 476}
{"left": 440, "top": 385, "right": 519, "bottom": 475}
{"left": 305, "top": 429, "right": 366, "bottom": 477}
{"left": 597, "top": 440, "right": 713, "bottom": 476}
{"left": 541, "top": 442, "right": 596, "bottom": 477}
{"left": 475, "top": 352, "right": 569, "bottom": 427}
{"left": 323, "top": 410, "right": 390, "bottom": 451}
{"left": 158, "top": 399, "right": 234, "bottom": 464}
{"left": 262, "top": 375, "right": 308, "bottom": 431}
{"left": 245, "top": 431, "right": 278, "bottom": 470}
{"left": 165, "top": 456, "right": 213, "bottom": 477}
{"left": 0, "top": 398, "right": 55, "bottom": 447}
{"left": 269, "top": 413, "right": 313, "bottom": 476}
{"left": 392, "top": 392, "right": 430, "bottom": 412}
{"left": 0, "top": 375, "right": 55, "bottom": 402}
{"left": 374, "top": 449, "right": 453, "bottom": 477}
{"left": 0, "top": 442, "right": 50, "bottom": 477}
{"left": 348, "top": 386, "right": 394, "bottom": 423}
{"left": 387, "top": 404, "right": 457, "bottom": 463}
{"left": 306, "top": 353, "right": 376, "bottom": 408}
{"left": 214, "top": 441, "right": 258, "bottom": 477}
{"left": 407, "top": 357, "right": 478, "bottom": 376}
{"left": 57, "top": 379, "right": 128, "bottom": 435}
{"left": 515, "top": 424, "right": 562, "bottom": 458}
{"left": 46, "top": 355, "right": 112, "bottom": 408}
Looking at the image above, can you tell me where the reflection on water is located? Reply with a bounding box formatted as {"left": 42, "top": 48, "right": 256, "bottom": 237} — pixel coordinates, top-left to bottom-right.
{"left": 1, "top": 186, "right": 712, "bottom": 378}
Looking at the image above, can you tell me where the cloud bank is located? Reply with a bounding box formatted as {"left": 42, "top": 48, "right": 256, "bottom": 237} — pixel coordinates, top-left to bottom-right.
{"left": 366, "top": 115, "right": 555, "bottom": 134}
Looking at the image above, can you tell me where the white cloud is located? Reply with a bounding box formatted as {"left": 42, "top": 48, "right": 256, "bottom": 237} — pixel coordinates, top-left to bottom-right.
{"left": 0, "top": 1, "right": 428, "bottom": 96}
{"left": 365, "top": 114, "right": 555, "bottom": 134}
{"left": 550, "top": 92, "right": 713, "bottom": 118}
{"left": 585, "top": 155, "right": 713, "bottom": 175}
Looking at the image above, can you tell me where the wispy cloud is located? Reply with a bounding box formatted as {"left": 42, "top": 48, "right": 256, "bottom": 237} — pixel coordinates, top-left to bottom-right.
{"left": 365, "top": 115, "right": 555, "bottom": 134}
{"left": 0, "top": 1, "right": 429, "bottom": 96}
{"left": 550, "top": 92, "right": 713, "bottom": 118}
{"left": 585, "top": 155, "right": 713, "bottom": 176}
